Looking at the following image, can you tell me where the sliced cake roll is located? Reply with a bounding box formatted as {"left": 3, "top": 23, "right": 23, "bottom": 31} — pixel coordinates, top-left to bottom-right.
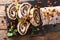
{"left": 17, "top": 21, "right": 30, "bottom": 35}
{"left": 18, "top": 2, "right": 31, "bottom": 18}
{"left": 7, "top": 3, "right": 17, "bottom": 20}
{"left": 29, "top": 8, "right": 41, "bottom": 26}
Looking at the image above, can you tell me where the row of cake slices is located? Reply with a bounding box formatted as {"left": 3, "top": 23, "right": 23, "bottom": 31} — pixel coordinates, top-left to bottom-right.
{"left": 7, "top": 2, "right": 41, "bottom": 35}
{"left": 7, "top": 2, "right": 60, "bottom": 35}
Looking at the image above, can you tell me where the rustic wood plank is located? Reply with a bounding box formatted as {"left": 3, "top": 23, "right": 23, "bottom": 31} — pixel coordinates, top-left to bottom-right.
{"left": 0, "top": 5, "right": 5, "bottom": 11}
{"left": 7, "top": 32, "right": 60, "bottom": 40}
{"left": 0, "top": 31, "right": 60, "bottom": 40}
{"left": 46, "top": 32, "right": 60, "bottom": 40}
{"left": 7, "top": 36, "right": 48, "bottom": 40}
{"left": 0, "top": 17, "right": 7, "bottom": 29}
{"left": 0, "top": 5, "right": 6, "bottom": 16}
{"left": 0, "top": 5, "right": 7, "bottom": 29}
{"left": 28, "top": 36, "right": 48, "bottom": 40}
{"left": 0, "top": 30, "right": 7, "bottom": 40}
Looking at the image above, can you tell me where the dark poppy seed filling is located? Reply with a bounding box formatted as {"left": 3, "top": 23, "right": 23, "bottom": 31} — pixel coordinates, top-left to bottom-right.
{"left": 17, "top": 21, "right": 30, "bottom": 35}
{"left": 33, "top": 9, "right": 40, "bottom": 24}
{"left": 19, "top": 22, "right": 27, "bottom": 34}
{"left": 21, "top": 4, "right": 29, "bottom": 16}
{"left": 9, "top": 5, "right": 16, "bottom": 18}
{"left": 19, "top": 23, "right": 26, "bottom": 34}
{"left": 18, "top": 3, "right": 31, "bottom": 18}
